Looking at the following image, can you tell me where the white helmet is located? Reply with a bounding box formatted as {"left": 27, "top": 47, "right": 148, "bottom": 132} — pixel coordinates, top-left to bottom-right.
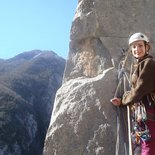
{"left": 128, "top": 32, "right": 149, "bottom": 45}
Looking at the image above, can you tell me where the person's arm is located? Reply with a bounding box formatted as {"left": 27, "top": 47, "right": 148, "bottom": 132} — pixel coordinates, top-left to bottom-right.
{"left": 122, "top": 59, "right": 155, "bottom": 105}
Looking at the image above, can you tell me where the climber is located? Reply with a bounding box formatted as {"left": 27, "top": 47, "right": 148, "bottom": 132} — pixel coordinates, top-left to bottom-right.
{"left": 110, "top": 32, "right": 155, "bottom": 155}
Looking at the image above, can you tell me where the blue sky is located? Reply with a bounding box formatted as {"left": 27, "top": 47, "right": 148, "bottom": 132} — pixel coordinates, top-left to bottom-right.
{"left": 0, "top": 0, "right": 78, "bottom": 59}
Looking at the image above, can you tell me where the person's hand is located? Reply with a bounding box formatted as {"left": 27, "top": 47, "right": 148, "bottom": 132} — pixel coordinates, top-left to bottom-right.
{"left": 110, "top": 97, "right": 121, "bottom": 106}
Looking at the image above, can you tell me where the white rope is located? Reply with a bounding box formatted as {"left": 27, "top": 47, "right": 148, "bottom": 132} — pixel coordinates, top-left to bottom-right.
{"left": 123, "top": 68, "right": 133, "bottom": 155}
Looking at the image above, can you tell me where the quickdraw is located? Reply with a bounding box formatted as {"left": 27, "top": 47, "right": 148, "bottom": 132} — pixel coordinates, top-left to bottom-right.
{"left": 131, "top": 102, "right": 151, "bottom": 145}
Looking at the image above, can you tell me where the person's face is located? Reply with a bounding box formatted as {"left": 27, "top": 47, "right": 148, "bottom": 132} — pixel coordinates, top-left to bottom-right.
{"left": 130, "top": 40, "right": 148, "bottom": 59}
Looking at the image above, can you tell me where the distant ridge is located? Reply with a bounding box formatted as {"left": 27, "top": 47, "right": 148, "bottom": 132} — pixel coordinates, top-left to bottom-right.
{"left": 0, "top": 50, "right": 65, "bottom": 155}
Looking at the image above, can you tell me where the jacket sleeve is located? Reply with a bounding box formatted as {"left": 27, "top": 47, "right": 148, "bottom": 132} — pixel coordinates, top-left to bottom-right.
{"left": 122, "top": 60, "right": 155, "bottom": 105}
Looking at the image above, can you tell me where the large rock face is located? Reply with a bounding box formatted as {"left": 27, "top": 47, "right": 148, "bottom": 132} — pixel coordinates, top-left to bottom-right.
{"left": 0, "top": 50, "right": 65, "bottom": 155}
{"left": 44, "top": 69, "right": 119, "bottom": 155}
{"left": 43, "top": 0, "right": 155, "bottom": 155}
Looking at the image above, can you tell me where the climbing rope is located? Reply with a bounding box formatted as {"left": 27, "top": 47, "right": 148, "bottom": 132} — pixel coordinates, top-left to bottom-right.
{"left": 114, "top": 48, "right": 133, "bottom": 155}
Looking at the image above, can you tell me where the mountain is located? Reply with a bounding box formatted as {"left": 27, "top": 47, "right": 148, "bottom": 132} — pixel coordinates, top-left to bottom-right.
{"left": 0, "top": 50, "right": 65, "bottom": 155}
